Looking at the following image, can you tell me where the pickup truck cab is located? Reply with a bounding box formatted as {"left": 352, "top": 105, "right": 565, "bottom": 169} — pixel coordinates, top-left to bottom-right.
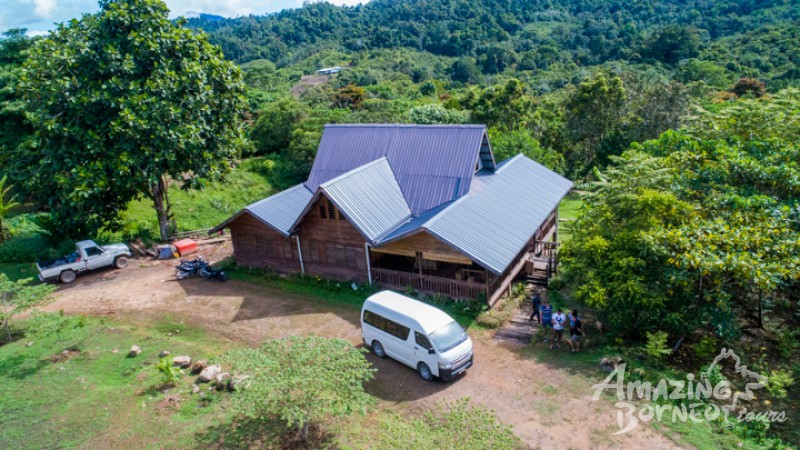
{"left": 37, "top": 240, "right": 131, "bottom": 283}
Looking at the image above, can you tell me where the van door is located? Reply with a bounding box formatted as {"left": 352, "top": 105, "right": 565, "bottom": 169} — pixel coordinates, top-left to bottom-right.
{"left": 413, "top": 331, "right": 439, "bottom": 376}
{"left": 384, "top": 325, "right": 413, "bottom": 367}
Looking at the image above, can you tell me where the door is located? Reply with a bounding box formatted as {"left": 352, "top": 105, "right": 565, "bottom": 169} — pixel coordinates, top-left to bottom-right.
{"left": 413, "top": 331, "right": 439, "bottom": 375}
{"left": 384, "top": 324, "right": 413, "bottom": 367}
{"left": 84, "top": 246, "right": 106, "bottom": 270}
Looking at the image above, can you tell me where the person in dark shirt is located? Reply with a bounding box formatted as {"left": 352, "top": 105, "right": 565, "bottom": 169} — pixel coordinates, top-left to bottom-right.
{"left": 568, "top": 309, "right": 585, "bottom": 353}
{"left": 529, "top": 293, "right": 541, "bottom": 323}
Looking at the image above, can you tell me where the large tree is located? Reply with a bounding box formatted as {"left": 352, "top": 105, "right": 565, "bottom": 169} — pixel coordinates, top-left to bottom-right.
{"left": 21, "top": 0, "right": 247, "bottom": 240}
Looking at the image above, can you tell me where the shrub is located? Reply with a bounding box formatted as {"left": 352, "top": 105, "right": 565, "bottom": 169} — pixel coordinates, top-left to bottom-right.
{"left": 156, "top": 356, "right": 182, "bottom": 387}
{"left": 765, "top": 370, "right": 794, "bottom": 399}
{"left": 223, "top": 336, "right": 375, "bottom": 442}
{"left": 644, "top": 331, "right": 671, "bottom": 363}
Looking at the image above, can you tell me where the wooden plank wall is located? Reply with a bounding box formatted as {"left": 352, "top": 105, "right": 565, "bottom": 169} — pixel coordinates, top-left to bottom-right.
{"left": 372, "top": 232, "right": 473, "bottom": 265}
{"left": 229, "top": 213, "right": 300, "bottom": 273}
{"left": 297, "top": 196, "right": 369, "bottom": 281}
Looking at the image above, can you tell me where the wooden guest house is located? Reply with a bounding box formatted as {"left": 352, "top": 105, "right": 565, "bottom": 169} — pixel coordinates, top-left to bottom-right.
{"left": 212, "top": 124, "right": 572, "bottom": 306}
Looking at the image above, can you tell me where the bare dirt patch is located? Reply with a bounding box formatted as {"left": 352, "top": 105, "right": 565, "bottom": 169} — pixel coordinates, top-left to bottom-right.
{"left": 43, "top": 243, "right": 684, "bottom": 449}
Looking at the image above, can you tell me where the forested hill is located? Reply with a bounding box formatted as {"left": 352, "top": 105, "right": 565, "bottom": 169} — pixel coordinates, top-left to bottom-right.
{"left": 187, "top": 0, "right": 799, "bottom": 84}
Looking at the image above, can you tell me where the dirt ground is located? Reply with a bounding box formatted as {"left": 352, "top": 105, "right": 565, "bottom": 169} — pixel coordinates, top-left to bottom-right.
{"left": 43, "top": 243, "right": 684, "bottom": 449}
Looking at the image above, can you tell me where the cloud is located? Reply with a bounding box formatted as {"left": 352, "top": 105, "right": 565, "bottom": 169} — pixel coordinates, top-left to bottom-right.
{"left": 2, "top": 0, "right": 369, "bottom": 34}
{"left": 33, "top": 0, "right": 57, "bottom": 18}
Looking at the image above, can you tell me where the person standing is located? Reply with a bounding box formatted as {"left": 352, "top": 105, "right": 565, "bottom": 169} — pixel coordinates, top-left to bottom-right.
{"left": 539, "top": 300, "right": 553, "bottom": 334}
{"left": 568, "top": 309, "right": 584, "bottom": 352}
{"left": 550, "top": 308, "right": 567, "bottom": 350}
{"left": 529, "top": 292, "right": 541, "bottom": 323}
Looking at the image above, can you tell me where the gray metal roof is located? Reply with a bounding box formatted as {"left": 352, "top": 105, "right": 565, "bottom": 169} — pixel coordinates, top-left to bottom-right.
{"left": 375, "top": 155, "right": 573, "bottom": 275}
{"left": 306, "top": 124, "right": 489, "bottom": 216}
{"left": 210, "top": 183, "right": 313, "bottom": 236}
{"left": 320, "top": 158, "right": 411, "bottom": 242}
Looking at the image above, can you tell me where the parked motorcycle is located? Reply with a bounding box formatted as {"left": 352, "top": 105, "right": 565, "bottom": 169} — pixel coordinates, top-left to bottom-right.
{"left": 175, "top": 256, "right": 226, "bottom": 281}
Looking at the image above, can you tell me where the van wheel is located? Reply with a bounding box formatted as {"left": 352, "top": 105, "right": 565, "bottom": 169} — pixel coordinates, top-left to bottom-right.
{"left": 59, "top": 270, "right": 77, "bottom": 284}
{"left": 114, "top": 256, "right": 129, "bottom": 269}
{"left": 371, "top": 341, "right": 386, "bottom": 358}
{"left": 418, "top": 362, "right": 434, "bottom": 382}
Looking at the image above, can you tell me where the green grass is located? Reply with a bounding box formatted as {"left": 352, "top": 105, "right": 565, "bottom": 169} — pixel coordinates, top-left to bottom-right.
{"left": 0, "top": 263, "right": 36, "bottom": 282}
{"left": 119, "top": 158, "right": 274, "bottom": 238}
{"left": 0, "top": 315, "right": 238, "bottom": 449}
{"left": 558, "top": 193, "right": 583, "bottom": 242}
{"left": 224, "top": 262, "right": 484, "bottom": 328}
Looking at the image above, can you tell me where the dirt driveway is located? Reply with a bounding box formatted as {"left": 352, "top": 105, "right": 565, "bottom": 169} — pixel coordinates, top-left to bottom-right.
{"left": 43, "top": 244, "right": 683, "bottom": 450}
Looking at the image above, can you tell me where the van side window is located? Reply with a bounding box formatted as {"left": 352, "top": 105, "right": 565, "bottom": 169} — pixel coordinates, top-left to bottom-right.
{"left": 363, "top": 310, "right": 410, "bottom": 341}
{"left": 415, "top": 332, "right": 433, "bottom": 351}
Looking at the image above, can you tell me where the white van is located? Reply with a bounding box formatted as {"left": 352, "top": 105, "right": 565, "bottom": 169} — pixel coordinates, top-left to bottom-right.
{"left": 361, "top": 290, "right": 473, "bottom": 381}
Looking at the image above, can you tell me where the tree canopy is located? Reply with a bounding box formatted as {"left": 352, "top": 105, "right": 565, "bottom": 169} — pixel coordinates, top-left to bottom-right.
{"left": 20, "top": 0, "right": 247, "bottom": 240}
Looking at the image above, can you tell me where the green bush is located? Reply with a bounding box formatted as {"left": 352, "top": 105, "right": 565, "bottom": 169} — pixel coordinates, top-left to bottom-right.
{"left": 643, "top": 331, "right": 671, "bottom": 363}
{"left": 155, "top": 356, "right": 182, "bottom": 387}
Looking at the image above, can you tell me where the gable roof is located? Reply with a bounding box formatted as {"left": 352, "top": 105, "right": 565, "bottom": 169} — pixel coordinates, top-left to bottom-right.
{"left": 375, "top": 155, "right": 573, "bottom": 274}
{"left": 306, "top": 124, "right": 490, "bottom": 216}
{"left": 292, "top": 158, "right": 412, "bottom": 242}
{"left": 210, "top": 183, "right": 312, "bottom": 236}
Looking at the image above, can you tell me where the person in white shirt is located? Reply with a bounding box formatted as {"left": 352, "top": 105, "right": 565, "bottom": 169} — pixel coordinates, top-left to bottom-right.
{"left": 550, "top": 308, "right": 567, "bottom": 350}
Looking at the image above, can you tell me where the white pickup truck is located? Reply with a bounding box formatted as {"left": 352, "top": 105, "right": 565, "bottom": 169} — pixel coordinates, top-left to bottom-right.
{"left": 37, "top": 240, "right": 132, "bottom": 283}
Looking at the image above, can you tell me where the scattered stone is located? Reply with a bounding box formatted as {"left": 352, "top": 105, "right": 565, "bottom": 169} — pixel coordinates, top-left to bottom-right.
{"left": 192, "top": 384, "right": 200, "bottom": 394}
{"left": 111, "top": 348, "right": 119, "bottom": 354}
{"left": 159, "top": 350, "right": 171, "bottom": 358}
{"left": 229, "top": 375, "right": 249, "bottom": 392}
{"left": 198, "top": 364, "right": 221, "bottom": 382}
{"left": 172, "top": 355, "right": 192, "bottom": 368}
{"left": 215, "top": 372, "right": 230, "bottom": 389}
{"left": 198, "top": 392, "right": 206, "bottom": 399}
{"left": 128, "top": 345, "right": 142, "bottom": 357}
{"left": 599, "top": 356, "right": 625, "bottom": 373}
{"left": 190, "top": 359, "right": 207, "bottom": 374}
{"left": 26, "top": 342, "right": 33, "bottom": 347}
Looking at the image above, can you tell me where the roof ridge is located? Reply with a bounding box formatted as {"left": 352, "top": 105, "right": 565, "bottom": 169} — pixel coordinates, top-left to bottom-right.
{"left": 319, "top": 157, "right": 389, "bottom": 189}
{"left": 494, "top": 154, "right": 525, "bottom": 173}
{"left": 246, "top": 183, "right": 309, "bottom": 209}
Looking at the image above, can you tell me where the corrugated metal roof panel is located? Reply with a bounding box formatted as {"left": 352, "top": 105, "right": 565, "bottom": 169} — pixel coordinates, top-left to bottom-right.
{"left": 306, "top": 124, "right": 487, "bottom": 216}
{"left": 426, "top": 155, "right": 573, "bottom": 274}
{"left": 245, "top": 183, "right": 313, "bottom": 236}
{"left": 375, "top": 155, "right": 573, "bottom": 274}
{"left": 321, "top": 158, "right": 411, "bottom": 242}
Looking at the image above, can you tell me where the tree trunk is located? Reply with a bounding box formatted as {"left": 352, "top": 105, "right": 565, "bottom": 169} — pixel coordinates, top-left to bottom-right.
{"left": 151, "top": 175, "right": 173, "bottom": 242}
{"left": 300, "top": 422, "right": 309, "bottom": 442}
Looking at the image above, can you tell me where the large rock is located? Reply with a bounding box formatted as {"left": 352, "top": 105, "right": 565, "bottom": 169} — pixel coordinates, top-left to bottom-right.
{"left": 128, "top": 345, "right": 142, "bottom": 357}
{"left": 172, "top": 355, "right": 192, "bottom": 368}
{"left": 198, "top": 364, "right": 221, "bottom": 383}
{"left": 190, "top": 360, "right": 207, "bottom": 374}
{"left": 159, "top": 350, "right": 171, "bottom": 358}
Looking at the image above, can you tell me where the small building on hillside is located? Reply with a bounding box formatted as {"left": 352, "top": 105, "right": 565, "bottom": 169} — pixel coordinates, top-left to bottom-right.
{"left": 212, "top": 124, "right": 572, "bottom": 306}
{"left": 316, "top": 66, "right": 342, "bottom": 75}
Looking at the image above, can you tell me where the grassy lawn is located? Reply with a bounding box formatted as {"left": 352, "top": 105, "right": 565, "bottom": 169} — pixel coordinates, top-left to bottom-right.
{"left": 120, "top": 158, "right": 274, "bottom": 238}
{"left": 0, "top": 263, "right": 37, "bottom": 282}
{"left": 0, "top": 316, "right": 239, "bottom": 449}
{"left": 558, "top": 193, "right": 582, "bottom": 242}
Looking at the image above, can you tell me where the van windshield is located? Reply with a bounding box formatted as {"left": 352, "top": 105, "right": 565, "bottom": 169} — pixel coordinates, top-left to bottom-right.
{"left": 430, "top": 321, "right": 467, "bottom": 353}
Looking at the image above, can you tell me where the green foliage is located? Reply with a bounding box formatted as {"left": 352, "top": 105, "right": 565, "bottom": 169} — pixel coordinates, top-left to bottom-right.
{"left": 249, "top": 97, "right": 306, "bottom": 155}
{"left": 155, "top": 356, "right": 182, "bottom": 386}
{"left": 20, "top": 0, "right": 247, "bottom": 240}
{"left": 561, "top": 89, "right": 800, "bottom": 341}
{"left": 0, "top": 176, "right": 19, "bottom": 241}
{"left": 0, "top": 274, "right": 56, "bottom": 339}
{"left": 488, "top": 128, "right": 565, "bottom": 174}
{"left": 223, "top": 336, "right": 375, "bottom": 441}
{"left": 406, "top": 103, "right": 469, "bottom": 124}
{"left": 765, "top": 370, "right": 794, "bottom": 399}
{"left": 375, "top": 398, "right": 522, "bottom": 449}
{"left": 643, "top": 331, "right": 672, "bottom": 362}
{"left": 25, "top": 310, "right": 82, "bottom": 343}
{"left": 640, "top": 25, "right": 701, "bottom": 65}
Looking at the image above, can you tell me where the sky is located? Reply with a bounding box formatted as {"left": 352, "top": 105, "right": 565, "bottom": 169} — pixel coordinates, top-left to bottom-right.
{"left": 1, "top": 0, "right": 365, "bottom": 36}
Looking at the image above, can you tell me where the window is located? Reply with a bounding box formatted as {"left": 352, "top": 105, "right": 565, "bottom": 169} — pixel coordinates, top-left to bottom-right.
{"left": 415, "top": 332, "right": 433, "bottom": 351}
{"left": 283, "top": 241, "right": 293, "bottom": 259}
{"left": 309, "top": 241, "right": 321, "bottom": 263}
{"left": 85, "top": 246, "right": 103, "bottom": 257}
{"left": 327, "top": 200, "right": 336, "bottom": 219}
{"left": 319, "top": 205, "right": 327, "bottom": 219}
{"left": 363, "top": 310, "right": 410, "bottom": 340}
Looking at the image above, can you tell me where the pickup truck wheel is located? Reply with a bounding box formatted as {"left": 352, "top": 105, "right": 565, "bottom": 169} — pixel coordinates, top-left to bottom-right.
{"left": 59, "top": 270, "right": 77, "bottom": 284}
{"left": 114, "top": 256, "right": 129, "bottom": 269}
